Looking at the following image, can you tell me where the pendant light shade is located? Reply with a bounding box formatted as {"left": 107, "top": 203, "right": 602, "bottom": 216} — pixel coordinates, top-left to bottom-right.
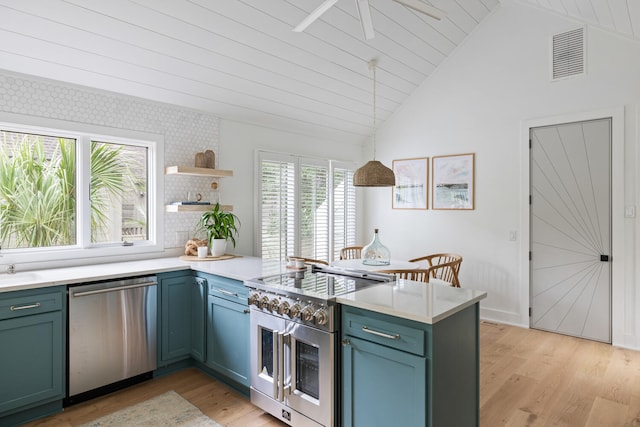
{"left": 353, "top": 160, "right": 395, "bottom": 187}
{"left": 353, "top": 59, "right": 396, "bottom": 187}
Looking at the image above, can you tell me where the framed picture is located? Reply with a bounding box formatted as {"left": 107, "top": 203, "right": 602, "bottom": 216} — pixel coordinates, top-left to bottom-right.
{"left": 392, "top": 157, "right": 428, "bottom": 210}
{"left": 432, "top": 153, "right": 475, "bottom": 210}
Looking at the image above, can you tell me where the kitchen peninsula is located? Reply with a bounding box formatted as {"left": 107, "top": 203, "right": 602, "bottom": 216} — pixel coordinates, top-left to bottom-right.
{"left": 0, "top": 257, "right": 485, "bottom": 427}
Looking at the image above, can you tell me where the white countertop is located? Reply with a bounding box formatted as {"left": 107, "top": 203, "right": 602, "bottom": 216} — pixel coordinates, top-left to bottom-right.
{"left": 0, "top": 256, "right": 487, "bottom": 325}
{"left": 336, "top": 279, "right": 487, "bottom": 324}
{"left": 0, "top": 255, "right": 269, "bottom": 293}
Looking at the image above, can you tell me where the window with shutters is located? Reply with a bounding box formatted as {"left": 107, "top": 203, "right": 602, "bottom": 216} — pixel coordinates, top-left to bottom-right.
{"left": 257, "top": 151, "right": 356, "bottom": 263}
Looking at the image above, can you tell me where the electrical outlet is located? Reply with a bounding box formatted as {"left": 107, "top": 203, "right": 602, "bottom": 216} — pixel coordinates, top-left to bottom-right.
{"left": 175, "top": 231, "right": 189, "bottom": 246}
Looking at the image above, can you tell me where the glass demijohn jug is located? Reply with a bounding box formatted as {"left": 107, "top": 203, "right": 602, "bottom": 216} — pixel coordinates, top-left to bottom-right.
{"left": 362, "top": 228, "right": 390, "bottom": 266}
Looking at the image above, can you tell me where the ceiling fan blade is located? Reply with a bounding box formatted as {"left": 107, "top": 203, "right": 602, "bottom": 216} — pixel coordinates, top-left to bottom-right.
{"left": 355, "top": 0, "right": 375, "bottom": 39}
{"left": 393, "top": 0, "right": 446, "bottom": 20}
{"left": 293, "top": 0, "right": 340, "bottom": 33}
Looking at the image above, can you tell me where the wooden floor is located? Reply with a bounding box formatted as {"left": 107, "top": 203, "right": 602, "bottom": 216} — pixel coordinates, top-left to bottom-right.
{"left": 21, "top": 368, "right": 286, "bottom": 427}
{"left": 21, "top": 322, "right": 640, "bottom": 426}
{"left": 480, "top": 321, "right": 640, "bottom": 426}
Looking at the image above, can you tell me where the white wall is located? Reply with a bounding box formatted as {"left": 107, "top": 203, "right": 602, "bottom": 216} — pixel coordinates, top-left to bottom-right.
{"left": 0, "top": 70, "right": 219, "bottom": 264}
{"left": 366, "top": 1, "right": 640, "bottom": 348}
{"left": 218, "top": 119, "right": 362, "bottom": 257}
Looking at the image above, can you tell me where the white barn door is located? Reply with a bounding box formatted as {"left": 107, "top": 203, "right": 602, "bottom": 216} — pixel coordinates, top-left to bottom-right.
{"left": 530, "top": 118, "right": 611, "bottom": 343}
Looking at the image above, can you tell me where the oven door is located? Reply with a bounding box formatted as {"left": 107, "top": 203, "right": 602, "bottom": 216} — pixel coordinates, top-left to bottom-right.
{"left": 285, "top": 322, "right": 335, "bottom": 427}
{"left": 250, "top": 309, "right": 286, "bottom": 399}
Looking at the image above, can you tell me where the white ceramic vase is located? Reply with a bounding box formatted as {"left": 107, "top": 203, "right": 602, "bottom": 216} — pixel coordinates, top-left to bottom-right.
{"left": 211, "top": 239, "right": 227, "bottom": 257}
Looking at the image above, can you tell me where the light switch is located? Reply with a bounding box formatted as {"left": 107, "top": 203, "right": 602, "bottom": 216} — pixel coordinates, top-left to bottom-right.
{"left": 625, "top": 206, "right": 636, "bottom": 218}
{"left": 508, "top": 231, "right": 517, "bottom": 241}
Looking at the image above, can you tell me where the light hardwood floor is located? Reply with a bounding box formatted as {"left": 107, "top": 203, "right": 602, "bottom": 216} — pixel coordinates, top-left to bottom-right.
{"left": 480, "top": 321, "right": 640, "bottom": 426}
{"left": 21, "top": 321, "right": 640, "bottom": 426}
{"left": 21, "top": 368, "right": 286, "bottom": 427}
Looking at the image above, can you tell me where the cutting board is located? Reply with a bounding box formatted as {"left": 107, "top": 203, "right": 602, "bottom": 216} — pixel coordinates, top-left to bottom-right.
{"left": 179, "top": 254, "right": 240, "bottom": 262}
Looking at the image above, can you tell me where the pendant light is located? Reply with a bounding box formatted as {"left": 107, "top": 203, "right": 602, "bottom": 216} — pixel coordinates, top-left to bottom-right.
{"left": 353, "top": 59, "right": 396, "bottom": 187}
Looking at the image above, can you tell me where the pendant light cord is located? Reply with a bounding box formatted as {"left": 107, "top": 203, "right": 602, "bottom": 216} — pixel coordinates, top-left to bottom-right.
{"left": 369, "top": 59, "right": 378, "bottom": 160}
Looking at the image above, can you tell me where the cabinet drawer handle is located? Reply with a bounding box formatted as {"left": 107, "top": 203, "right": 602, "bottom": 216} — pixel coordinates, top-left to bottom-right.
{"left": 243, "top": 309, "right": 250, "bottom": 314}
{"left": 217, "top": 288, "right": 238, "bottom": 297}
{"left": 362, "top": 325, "right": 400, "bottom": 340}
{"left": 10, "top": 302, "right": 41, "bottom": 311}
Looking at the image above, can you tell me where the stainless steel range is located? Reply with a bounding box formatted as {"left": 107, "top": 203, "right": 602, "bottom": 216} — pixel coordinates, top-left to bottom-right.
{"left": 246, "top": 265, "right": 390, "bottom": 427}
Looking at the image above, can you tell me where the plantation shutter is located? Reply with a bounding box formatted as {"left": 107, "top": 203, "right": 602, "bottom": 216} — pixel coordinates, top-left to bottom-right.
{"left": 259, "top": 153, "right": 295, "bottom": 261}
{"left": 332, "top": 164, "right": 356, "bottom": 260}
{"left": 300, "top": 160, "right": 329, "bottom": 261}
{"left": 257, "top": 151, "right": 357, "bottom": 263}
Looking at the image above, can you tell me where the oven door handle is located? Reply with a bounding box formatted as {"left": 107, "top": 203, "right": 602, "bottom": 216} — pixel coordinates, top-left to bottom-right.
{"left": 273, "top": 329, "right": 279, "bottom": 400}
{"left": 278, "top": 331, "right": 287, "bottom": 402}
{"left": 289, "top": 334, "right": 296, "bottom": 396}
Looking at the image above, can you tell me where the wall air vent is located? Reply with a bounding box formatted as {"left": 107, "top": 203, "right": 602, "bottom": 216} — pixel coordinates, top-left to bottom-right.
{"left": 551, "top": 27, "right": 586, "bottom": 80}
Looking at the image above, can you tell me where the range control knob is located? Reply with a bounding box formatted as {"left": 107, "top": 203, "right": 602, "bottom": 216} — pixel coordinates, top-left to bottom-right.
{"left": 277, "top": 300, "right": 291, "bottom": 316}
{"left": 248, "top": 292, "right": 260, "bottom": 307}
{"left": 259, "top": 295, "right": 270, "bottom": 309}
{"left": 313, "top": 309, "right": 329, "bottom": 326}
{"left": 301, "top": 306, "right": 315, "bottom": 322}
{"left": 289, "top": 303, "right": 302, "bottom": 318}
{"left": 268, "top": 298, "right": 280, "bottom": 312}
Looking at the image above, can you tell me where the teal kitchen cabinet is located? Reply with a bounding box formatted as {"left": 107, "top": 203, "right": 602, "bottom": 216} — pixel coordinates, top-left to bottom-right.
{"left": 342, "top": 303, "right": 480, "bottom": 427}
{"left": 201, "top": 273, "right": 250, "bottom": 389}
{"left": 158, "top": 271, "right": 206, "bottom": 364}
{"left": 0, "top": 286, "right": 66, "bottom": 426}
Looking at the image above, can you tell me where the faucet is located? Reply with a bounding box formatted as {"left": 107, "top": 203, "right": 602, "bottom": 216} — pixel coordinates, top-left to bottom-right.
{"left": 0, "top": 244, "right": 16, "bottom": 274}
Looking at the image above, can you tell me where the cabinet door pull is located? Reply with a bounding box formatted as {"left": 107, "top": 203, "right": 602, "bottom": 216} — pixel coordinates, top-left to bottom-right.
{"left": 243, "top": 309, "right": 250, "bottom": 314}
{"left": 10, "top": 302, "right": 41, "bottom": 311}
{"left": 362, "top": 325, "right": 400, "bottom": 340}
{"left": 217, "top": 288, "right": 238, "bottom": 297}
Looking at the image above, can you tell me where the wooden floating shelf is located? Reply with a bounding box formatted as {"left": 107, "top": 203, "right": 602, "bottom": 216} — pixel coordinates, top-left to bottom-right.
{"left": 165, "top": 166, "right": 233, "bottom": 177}
{"left": 165, "top": 204, "right": 233, "bottom": 213}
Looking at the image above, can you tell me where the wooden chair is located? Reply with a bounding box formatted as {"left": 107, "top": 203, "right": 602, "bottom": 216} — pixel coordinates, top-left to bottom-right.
{"left": 339, "top": 246, "right": 363, "bottom": 260}
{"left": 408, "top": 253, "right": 463, "bottom": 287}
{"left": 379, "top": 262, "right": 460, "bottom": 286}
{"left": 378, "top": 269, "right": 431, "bottom": 283}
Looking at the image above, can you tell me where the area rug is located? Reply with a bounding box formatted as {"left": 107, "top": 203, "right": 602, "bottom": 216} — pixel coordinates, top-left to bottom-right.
{"left": 80, "top": 390, "right": 223, "bottom": 426}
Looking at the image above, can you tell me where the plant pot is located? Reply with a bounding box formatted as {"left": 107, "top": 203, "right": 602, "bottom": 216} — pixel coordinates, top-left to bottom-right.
{"left": 211, "top": 239, "right": 227, "bottom": 257}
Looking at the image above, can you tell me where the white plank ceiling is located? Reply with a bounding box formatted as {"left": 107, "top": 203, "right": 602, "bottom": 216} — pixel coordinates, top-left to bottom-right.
{"left": 0, "top": 0, "right": 638, "bottom": 145}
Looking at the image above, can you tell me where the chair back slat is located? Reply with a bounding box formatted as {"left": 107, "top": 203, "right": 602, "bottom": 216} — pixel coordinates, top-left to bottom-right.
{"left": 340, "top": 246, "right": 363, "bottom": 260}
{"left": 378, "top": 269, "right": 430, "bottom": 283}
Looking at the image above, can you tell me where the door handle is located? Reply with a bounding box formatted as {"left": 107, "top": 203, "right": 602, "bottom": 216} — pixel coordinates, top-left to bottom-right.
{"left": 272, "top": 330, "right": 279, "bottom": 400}
{"left": 286, "top": 333, "right": 294, "bottom": 396}
{"left": 10, "top": 302, "right": 41, "bottom": 311}
{"left": 278, "top": 331, "right": 286, "bottom": 402}
{"left": 216, "top": 288, "right": 238, "bottom": 297}
{"left": 362, "top": 325, "right": 400, "bottom": 340}
{"left": 72, "top": 281, "right": 157, "bottom": 297}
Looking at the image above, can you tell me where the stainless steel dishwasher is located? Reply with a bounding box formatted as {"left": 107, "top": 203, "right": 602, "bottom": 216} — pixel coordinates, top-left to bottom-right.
{"left": 66, "top": 275, "right": 157, "bottom": 404}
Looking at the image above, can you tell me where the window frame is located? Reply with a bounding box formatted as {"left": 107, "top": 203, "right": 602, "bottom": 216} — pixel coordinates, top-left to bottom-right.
{"left": 255, "top": 150, "right": 356, "bottom": 262}
{"left": 0, "top": 113, "right": 164, "bottom": 265}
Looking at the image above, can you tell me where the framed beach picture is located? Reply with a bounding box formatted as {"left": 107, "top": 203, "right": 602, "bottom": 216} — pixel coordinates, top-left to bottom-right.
{"left": 432, "top": 153, "right": 475, "bottom": 210}
{"left": 392, "top": 157, "right": 428, "bottom": 210}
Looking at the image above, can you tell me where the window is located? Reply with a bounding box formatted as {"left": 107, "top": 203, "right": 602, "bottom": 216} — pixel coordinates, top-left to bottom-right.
{"left": 257, "top": 151, "right": 356, "bottom": 262}
{"left": 0, "top": 119, "right": 162, "bottom": 262}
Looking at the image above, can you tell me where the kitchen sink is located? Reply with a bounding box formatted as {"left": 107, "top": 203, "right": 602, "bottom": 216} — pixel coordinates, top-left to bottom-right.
{"left": 0, "top": 271, "right": 44, "bottom": 285}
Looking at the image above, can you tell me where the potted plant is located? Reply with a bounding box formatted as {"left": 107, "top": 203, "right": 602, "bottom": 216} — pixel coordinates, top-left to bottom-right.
{"left": 197, "top": 203, "right": 240, "bottom": 257}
